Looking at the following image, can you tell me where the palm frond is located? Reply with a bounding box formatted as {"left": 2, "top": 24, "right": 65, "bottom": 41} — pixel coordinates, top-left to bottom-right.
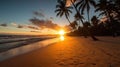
{"left": 75, "top": 0, "right": 84, "bottom": 8}
{"left": 68, "top": 10, "right": 72, "bottom": 13}
{"left": 60, "top": 12, "right": 64, "bottom": 17}
{"left": 78, "top": 3, "right": 84, "bottom": 12}
{"left": 90, "top": 0, "right": 96, "bottom": 7}
{"left": 56, "top": 11, "right": 62, "bottom": 17}
{"left": 67, "top": 6, "right": 73, "bottom": 9}
{"left": 81, "top": 3, "right": 87, "bottom": 14}
{"left": 55, "top": 9, "right": 61, "bottom": 13}
{"left": 98, "top": 11, "right": 106, "bottom": 17}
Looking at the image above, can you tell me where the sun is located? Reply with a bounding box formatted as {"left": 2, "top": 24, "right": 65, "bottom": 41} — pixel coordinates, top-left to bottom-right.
{"left": 59, "top": 29, "right": 65, "bottom": 35}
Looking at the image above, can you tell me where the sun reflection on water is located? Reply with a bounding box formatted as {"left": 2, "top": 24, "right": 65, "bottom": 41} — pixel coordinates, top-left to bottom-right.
{"left": 60, "top": 35, "right": 64, "bottom": 41}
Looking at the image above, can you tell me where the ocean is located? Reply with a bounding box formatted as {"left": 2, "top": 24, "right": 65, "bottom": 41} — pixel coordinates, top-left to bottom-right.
{"left": 0, "top": 34, "right": 57, "bottom": 53}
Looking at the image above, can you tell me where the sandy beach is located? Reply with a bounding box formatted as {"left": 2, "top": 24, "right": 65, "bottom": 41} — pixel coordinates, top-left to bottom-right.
{"left": 0, "top": 36, "right": 120, "bottom": 67}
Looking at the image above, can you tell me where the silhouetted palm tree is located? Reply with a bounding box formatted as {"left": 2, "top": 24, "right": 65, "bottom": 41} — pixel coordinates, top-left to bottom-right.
{"left": 70, "top": 20, "right": 78, "bottom": 30}
{"left": 95, "top": 0, "right": 107, "bottom": 16}
{"left": 76, "top": 0, "right": 96, "bottom": 21}
{"left": 91, "top": 16, "right": 99, "bottom": 27}
{"left": 91, "top": 16, "right": 100, "bottom": 35}
{"left": 55, "top": 0, "right": 73, "bottom": 24}
{"left": 74, "top": 12, "right": 84, "bottom": 26}
{"left": 95, "top": 0, "right": 119, "bottom": 37}
{"left": 114, "top": 0, "right": 120, "bottom": 20}
{"left": 70, "top": 0, "right": 84, "bottom": 25}
{"left": 95, "top": 0, "right": 114, "bottom": 22}
{"left": 83, "top": 21, "right": 91, "bottom": 38}
{"left": 75, "top": 0, "right": 98, "bottom": 40}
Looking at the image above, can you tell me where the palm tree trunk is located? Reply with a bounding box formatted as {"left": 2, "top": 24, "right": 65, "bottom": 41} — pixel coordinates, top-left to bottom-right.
{"left": 67, "top": 17, "right": 71, "bottom": 24}
{"left": 87, "top": 11, "right": 90, "bottom": 22}
{"left": 70, "top": 0, "right": 84, "bottom": 25}
{"left": 70, "top": 0, "right": 98, "bottom": 40}
{"left": 65, "top": 15, "right": 71, "bottom": 24}
{"left": 70, "top": 0, "right": 89, "bottom": 38}
{"left": 88, "top": 10, "right": 98, "bottom": 40}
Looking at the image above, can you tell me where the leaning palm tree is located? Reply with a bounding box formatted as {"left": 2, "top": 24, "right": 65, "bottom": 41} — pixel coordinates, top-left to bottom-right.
{"left": 75, "top": 0, "right": 98, "bottom": 40}
{"left": 74, "top": 12, "right": 84, "bottom": 26}
{"left": 76, "top": 0, "right": 96, "bottom": 21}
{"left": 70, "top": 0, "right": 84, "bottom": 25}
{"left": 55, "top": 0, "right": 73, "bottom": 24}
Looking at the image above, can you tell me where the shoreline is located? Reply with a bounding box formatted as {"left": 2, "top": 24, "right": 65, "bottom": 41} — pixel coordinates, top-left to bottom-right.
{"left": 0, "top": 36, "right": 120, "bottom": 67}
{"left": 0, "top": 37, "right": 56, "bottom": 53}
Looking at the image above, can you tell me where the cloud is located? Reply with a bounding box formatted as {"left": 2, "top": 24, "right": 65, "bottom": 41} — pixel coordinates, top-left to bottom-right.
{"left": 33, "top": 11, "right": 45, "bottom": 17}
{"left": 11, "top": 22, "right": 24, "bottom": 28}
{"left": 30, "top": 31, "right": 40, "bottom": 33}
{"left": 10, "top": 22, "right": 40, "bottom": 30}
{"left": 50, "top": 17, "right": 54, "bottom": 20}
{"left": 29, "top": 18, "right": 61, "bottom": 30}
{"left": 0, "top": 23, "right": 7, "bottom": 27}
{"left": 11, "top": 22, "right": 18, "bottom": 26}
{"left": 17, "top": 25, "right": 40, "bottom": 30}
{"left": 17, "top": 25, "right": 24, "bottom": 28}
{"left": 27, "top": 25, "right": 39, "bottom": 30}
{"left": 66, "top": 0, "right": 76, "bottom": 7}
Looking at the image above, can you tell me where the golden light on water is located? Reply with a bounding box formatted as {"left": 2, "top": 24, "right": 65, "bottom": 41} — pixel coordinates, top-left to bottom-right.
{"left": 58, "top": 29, "right": 65, "bottom": 41}
{"left": 60, "top": 35, "right": 64, "bottom": 41}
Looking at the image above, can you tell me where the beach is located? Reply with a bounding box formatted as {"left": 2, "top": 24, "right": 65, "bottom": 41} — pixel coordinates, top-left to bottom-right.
{"left": 0, "top": 36, "right": 120, "bottom": 67}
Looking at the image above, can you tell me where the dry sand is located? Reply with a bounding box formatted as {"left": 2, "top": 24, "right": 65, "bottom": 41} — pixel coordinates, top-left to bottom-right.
{"left": 0, "top": 36, "right": 120, "bottom": 67}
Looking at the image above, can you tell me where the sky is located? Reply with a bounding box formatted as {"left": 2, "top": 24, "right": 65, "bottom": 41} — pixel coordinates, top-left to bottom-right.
{"left": 0, "top": 0, "right": 100, "bottom": 35}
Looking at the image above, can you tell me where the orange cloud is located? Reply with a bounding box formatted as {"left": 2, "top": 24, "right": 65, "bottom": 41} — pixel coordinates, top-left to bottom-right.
{"left": 66, "top": 0, "right": 76, "bottom": 7}
{"left": 30, "top": 18, "right": 61, "bottom": 30}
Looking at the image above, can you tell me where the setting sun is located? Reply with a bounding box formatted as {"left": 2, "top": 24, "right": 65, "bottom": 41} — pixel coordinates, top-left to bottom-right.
{"left": 59, "top": 30, "right": 65, "bottom": 35}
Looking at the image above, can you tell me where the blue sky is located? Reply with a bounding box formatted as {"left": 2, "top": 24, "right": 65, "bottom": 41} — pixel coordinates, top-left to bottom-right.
{"left": 0, "top": 0, "right": 68, "bottom": 25}
{"left": 0, "top": 0, "right": 100, "bottom": 35}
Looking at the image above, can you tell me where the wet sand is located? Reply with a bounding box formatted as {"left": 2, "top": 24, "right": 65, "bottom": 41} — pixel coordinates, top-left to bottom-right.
{"left": 0, "top": 36, "right": 120, "bottom": 67}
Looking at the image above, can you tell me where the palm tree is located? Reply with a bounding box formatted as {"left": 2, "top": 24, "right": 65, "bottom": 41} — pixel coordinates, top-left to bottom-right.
{"left": 113, "top": 0, "right": 120, "bottom": 20}
{"left": 74, "top": 12, "right": 84, "bottom": 26}
{"left": 70, "top": 20, "right": 78, "bottom": 30}
{"left": 95, "top": 0, "right": 118, "bottom": 37}
{"left": 76, "top": 0, "right": 96, "bottom": 21}
{"left": 55, "top": 0, "right": 73, "bottom": 24}
{"left": 91, "top": 16, "right": 99, "bottom": 27}
{"left": 95, "top": 0, "right": 115, "bottom": 22}
{"left": 75, "top": 0, "right": 98, "bottom": 40}
{"left": 91, "top": 15, "right": 100, "bottom": 35}
{"left": 70, "top": 0, "right": 84, "bottom": 25}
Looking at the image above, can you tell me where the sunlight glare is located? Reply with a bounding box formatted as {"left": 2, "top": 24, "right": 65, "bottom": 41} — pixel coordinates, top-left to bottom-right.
{"left": 60, "top": 35, "right": 64, "bottom": 41}
{"left": 59, "top": 30, "right": 65, "bottom": 35}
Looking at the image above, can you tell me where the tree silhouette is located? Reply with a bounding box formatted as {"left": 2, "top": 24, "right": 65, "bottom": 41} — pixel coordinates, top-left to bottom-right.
{"left": 95, "top": 0, "right": 114, "bottom": 22}
{"left": 91, "top": 16, "right": 99, "bottom": 27}
{"left": 70, "top": 0, "right": 84, "bottom": 25}
{"left": 76, "top": 0, "right": 96, "bottom": 21}
{"left": 95, "top": 0, "right": 120, "bottom": 37}
{"left": 69, "top": 0, "right": 98, "bottom": 40}
{"left": 74, "top": 12, "right": 84, "bottom": 26}
{"left": 55, "top": 0, "right": 73, "bottom": 24}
